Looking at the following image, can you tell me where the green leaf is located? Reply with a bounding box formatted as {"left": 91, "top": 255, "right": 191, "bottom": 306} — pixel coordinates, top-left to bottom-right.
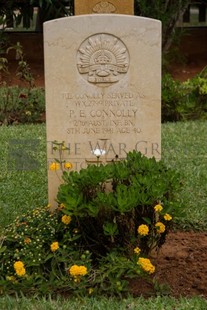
{"left": 103, "top": 222, "right": 118, "bottom": 237}
{"left": 142, "top": 217, "right": 151, "bottom": 225}
{"left": 0, "top": 245, "right": 7, "bottom": 253}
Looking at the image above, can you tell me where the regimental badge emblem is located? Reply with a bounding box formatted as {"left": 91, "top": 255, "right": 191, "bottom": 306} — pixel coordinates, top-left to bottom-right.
{"left": 92, "top": 1, "right": 116, "bottom": 13}
{"left": 77, "top": 34, "right": 129, "bottom": 86}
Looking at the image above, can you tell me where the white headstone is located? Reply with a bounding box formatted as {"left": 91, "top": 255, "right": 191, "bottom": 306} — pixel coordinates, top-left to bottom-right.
{"left": 44, "top": 15, "right": 161, "bottom": 205}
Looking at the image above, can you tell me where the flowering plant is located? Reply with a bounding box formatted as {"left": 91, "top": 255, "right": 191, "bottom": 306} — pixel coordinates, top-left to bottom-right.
{"left": 48, "top": 141, "right": 73, "bottom": 181}
{"left": 0, "top": 151, "right": 181, "bottom": 296}
{"left": 0, "top": 86, "right": 45, "bottom": 125}
{"left": 0, "top": 205, "right": 93, "bottom": 295}
{"left": 58, "top": 151, "right": 180, "bottom": 256}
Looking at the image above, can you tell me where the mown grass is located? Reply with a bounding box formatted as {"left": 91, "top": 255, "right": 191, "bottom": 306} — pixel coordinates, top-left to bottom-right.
{"left": 162, "top": 120, "right": 207, "bottom": 230}
{"left": 0, "top": 121, "right": 206, "bottom": 230}
{"left": 0, "top": 124, "right": 48, "bottom": 229}
{"left": 0, "top": 121, "right": 207, "bottom": 307}
{"left": 0, "top": 295, "right": 207, "bottom": 310}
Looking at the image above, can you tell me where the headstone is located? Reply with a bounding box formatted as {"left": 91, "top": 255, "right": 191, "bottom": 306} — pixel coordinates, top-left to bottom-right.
{"left": 44, "top": 15, "right": 161, "bottom": 205}
{"left": 75, "top": 0, "right": 134, "bottom": 15}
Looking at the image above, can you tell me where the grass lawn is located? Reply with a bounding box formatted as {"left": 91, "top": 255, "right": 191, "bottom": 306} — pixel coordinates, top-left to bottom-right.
{"left": 0, "top": 120, "right": 207, "bottom": 308}
{"left": 0, "top": 124, "right": 47, "bottom": 229}
{"left": 0, "top": 295, "right": 207, "bottom": 310}
{"left": 162, "top": 120, "right": 207, "bottom": 230}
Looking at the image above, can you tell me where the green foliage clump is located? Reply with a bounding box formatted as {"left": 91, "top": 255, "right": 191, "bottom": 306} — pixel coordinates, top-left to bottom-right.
{"left": 0, "top": 86, "right": 45, "bottom": 125}
{"left": 162, "top": 69, "right": 207, "bottom": 122}
{"left": 58, "top": 151, "right": 180, "bottom": 257}
{"left": 0, "top": 151, "right": 181, "bottom": 296}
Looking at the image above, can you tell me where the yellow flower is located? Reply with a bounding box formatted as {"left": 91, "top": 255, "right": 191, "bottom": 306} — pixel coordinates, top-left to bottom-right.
{"left": 137, "top": 224, "right": 149, "bottom": 236}
{"left": 154, "top": 204, "right": 163, "bottom": 212}
{"left": 137, "top": 257, "right": 155, "bottom": 274}
{"left": 58, "top": 203, "right": 65, "bottom": 210}
{"left": 164, "top": 213, "right": 172, "bottom": 221}
{"left": 24, "top": 237, "right": 31, "bottom": 244}
{"left": 64, "top": 162, "right": 72, "bottom": 169}
{"left": 13, "top": 261, "right": 26, "bottom": 277}
{"left": 49, "top": 162, "right": 60, "bottom": 171}
{"left": 155, "top": 222, "right": 166, "bottom": 233}
{"left": 14, "top": 261, "right": 24, "bottom": 270}
{"left": 15, "top": 267, "right": 26, "bottom": 277}
{"left": 134, "top": 247, "right": 141, "bottom": 255}
{"left": 50, "top": 241, "right": 59, "bottom": 252}
{"left": 69, "top": 265, "right": 88, "bottom": 277}
{"left": 61, "top": 215, "right": 71, "bottom": 225}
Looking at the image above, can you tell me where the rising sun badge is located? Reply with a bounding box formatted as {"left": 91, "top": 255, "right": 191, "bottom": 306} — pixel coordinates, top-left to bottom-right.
{"left": 77, "top": 34, "right": 129, "bottom": 87}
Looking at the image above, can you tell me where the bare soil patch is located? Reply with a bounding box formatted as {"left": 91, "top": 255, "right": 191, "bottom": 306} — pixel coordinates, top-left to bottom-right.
{"left": 2, "top": 60, "right": 44, "bottom": 88}
{"left": 169, "top": 59, "right": 207, "bottom": 82}
{"left": 130, "top": 231, "right": 207, "bottom": 298}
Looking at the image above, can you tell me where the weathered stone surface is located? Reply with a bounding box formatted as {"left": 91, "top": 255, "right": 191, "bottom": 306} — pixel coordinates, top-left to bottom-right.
{"left": 44, "top": 15, "right": 161, "bottom": 205}
{"left": 74, "top": 0, "right": 134, "bottom": 15}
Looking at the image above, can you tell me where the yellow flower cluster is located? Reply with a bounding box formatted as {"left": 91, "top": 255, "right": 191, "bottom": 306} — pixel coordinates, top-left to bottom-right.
{"left": 14, "top": 261, "right": 24, "bottom": 269}
{"left": 64, "top": 162, "right": 73, "bottom": 169}
{"left": 155, "top": 222, "right": 166, "bottom": 233}
{"left": 13, "top": 261, "right": 26, "bottom": 277}
{"left": 49, "top": 162, "right": 60, "bottom": 171}
{"left": 137, "top": 257, "right": 155, "bottom": 274}
{"left": 50, "top": 241, "right": 59, "bottom": 252}
{"left": 137, "top": 224, "right": 149, "bottom": 236}
{"left": 61, "top": 215, "right": 71, "bottom": 225}
{"left": 134, "top": 247, "right": 141, "bottom": 255}
{"left": 69, "top": 265, "right": 88, "bottom": 277}
{"left": 164, "top": 213, "right": 172, "bottom": 221}
{"left": 154, "top": 204, "right": 163, "bottom": 212}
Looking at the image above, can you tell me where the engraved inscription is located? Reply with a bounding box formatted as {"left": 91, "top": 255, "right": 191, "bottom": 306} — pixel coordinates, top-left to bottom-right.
{"left": 77, "top": 34, "right": 129, "bottom": 86}
{"left": 92, "top": 1, "right": 116, "bottom": 13}
{"left": 62, "top": 91, "right": 142, "bottom": 135}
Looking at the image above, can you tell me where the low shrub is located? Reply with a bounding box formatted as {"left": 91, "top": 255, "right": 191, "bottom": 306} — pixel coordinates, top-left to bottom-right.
{"left": 0, "top": 151, "right": 181, "bottom": 296}
{"left": 162, "top": 68, "right": 207, "bottom": 122}
{"left": 0, "top": 86, "right": 45, "bottom": 125}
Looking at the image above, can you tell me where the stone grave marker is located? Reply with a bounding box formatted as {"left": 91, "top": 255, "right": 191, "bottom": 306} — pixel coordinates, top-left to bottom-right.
{"left": 44, "top": 15, "right": 161, "bottom": 205}
{"left": 74, "top": 0, "right": 134, "bottom": 15}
